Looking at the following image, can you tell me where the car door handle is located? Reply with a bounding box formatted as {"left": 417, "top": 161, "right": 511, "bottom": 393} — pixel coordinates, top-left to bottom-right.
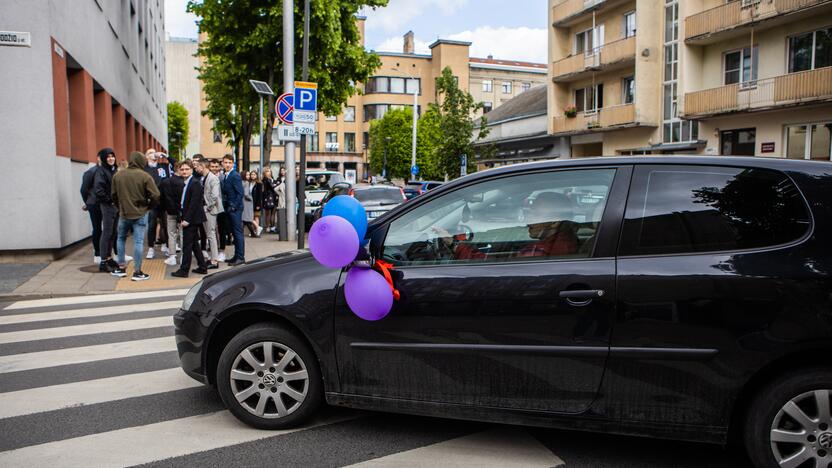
{"left": 559, "top": 290, "right": 605, "bottom": 299}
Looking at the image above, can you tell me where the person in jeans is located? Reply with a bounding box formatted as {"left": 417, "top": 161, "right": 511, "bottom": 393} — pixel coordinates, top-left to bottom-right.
{"left": 171, "top": 160, "right": 208, "bottom": 277}
{"left": 194, "top": 156, "right": 223, "bottom": 269}
{"left": 80, "top": 159, "right": 101, "bottom": 264}
{"left": 143, "top": 148, "right": 169, "bottom": 259}
{"left": 92, "top": 147, "right": 121, "bottom": 273}
{"left": 110, "top": 151, "right": 160, "bottom": 281}
{"left": 221, "top": 154, "right": 245, "bottom": 265}
{"left": 159, "top": 162, "right": 185, "bottom": 266}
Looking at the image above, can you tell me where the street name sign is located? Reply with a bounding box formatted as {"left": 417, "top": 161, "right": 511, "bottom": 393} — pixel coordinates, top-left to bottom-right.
{"left": 276, "top": 93, "right": 294, "bottom": 124}
{"left": 0, "top": 31, "right": 31, "bottom": 47}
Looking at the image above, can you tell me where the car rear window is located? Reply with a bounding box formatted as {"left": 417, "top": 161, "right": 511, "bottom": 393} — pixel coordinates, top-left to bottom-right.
{"left": 620, "top": 166, "right": 811, "bottom": 256}
{"left": 354, "top": 187, "right": 404, "bottom": 204}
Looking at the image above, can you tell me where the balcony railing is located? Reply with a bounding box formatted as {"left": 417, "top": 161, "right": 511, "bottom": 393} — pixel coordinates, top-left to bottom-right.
{"left": 552, "top": 36, "right": 636, "bottom": 80}
{"left": 686, "top": 0, "right": 832, "bottom": 41}
{"left": 682, "top": 67, "right": 832, "bottom": 117}
{"left": 553, "top": 104, "right": 636, "bottom": 134}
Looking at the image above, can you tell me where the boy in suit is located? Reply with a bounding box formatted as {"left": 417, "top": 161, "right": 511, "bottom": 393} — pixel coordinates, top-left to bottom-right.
{"left": 172, "top": 160, "right": 209, "bottom": 277}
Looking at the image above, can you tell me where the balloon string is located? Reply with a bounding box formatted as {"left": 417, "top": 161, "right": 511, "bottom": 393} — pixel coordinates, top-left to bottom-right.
{"left": 373, "top": 260, "right": 401, "bottom": 301}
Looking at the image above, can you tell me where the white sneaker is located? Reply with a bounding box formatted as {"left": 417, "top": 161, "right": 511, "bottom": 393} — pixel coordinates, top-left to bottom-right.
{"left": 217, "top": 252, "right": 226, "bottom": 262}
{"left": 161, "top": 245, "right": 169, "bottom": 255}
{"left": 146, "top": 247, "right": 155, "bottom": 259}
{"left": 164, "top": 255, "right": 177, "bottom": 266}
{"left": 176, "top": 244, "right": 181, "bottom": 253}
{"left": 257, "top": 226, "right": 264, "bottom": 236}
{"left": 94, "top": 256, "right": 101, "bottom": 265}
{"left": 125, "top": 255, "right": 134, "bottom": 262}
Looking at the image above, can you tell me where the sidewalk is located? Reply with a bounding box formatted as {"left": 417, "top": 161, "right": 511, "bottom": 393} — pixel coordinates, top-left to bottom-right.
{"left": 2, "top": 234, "right": 305, "bottom": 300}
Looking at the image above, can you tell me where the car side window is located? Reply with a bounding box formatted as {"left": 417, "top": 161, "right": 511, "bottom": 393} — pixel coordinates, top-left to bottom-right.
{"left": 619, "top": 165, "right": 811, "bottom": 256}
{"left": 382, "top": 169, "right": 616, "bottom": 266}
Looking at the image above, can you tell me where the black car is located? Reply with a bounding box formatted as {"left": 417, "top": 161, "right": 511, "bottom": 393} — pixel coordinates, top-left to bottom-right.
{"left": 174, "top": 156, "right": 832, "bottom": 468}
{"left": 403, "top": 180, "right": 443, "bottom": 200}
{"left": 312, "top": 182, "right": 407, "bottom": 222}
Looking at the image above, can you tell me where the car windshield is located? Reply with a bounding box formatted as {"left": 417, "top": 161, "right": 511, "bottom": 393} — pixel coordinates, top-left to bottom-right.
{"left": 353, "top": 187, "right": 403, "bottom": 205}
{"left": 304, "top": 173, "right": 345, "bottom": 191}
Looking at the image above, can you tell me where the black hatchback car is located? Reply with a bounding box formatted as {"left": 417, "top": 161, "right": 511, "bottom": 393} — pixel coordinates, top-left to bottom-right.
{"left": 174, "top": 156, "right": 832, "bottom": 468}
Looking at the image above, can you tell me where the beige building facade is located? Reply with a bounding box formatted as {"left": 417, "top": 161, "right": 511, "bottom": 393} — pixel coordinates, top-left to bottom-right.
{"left": 548, "top": 0, "right": 832, "bottom": 159}
{"left": 196, "top": 23, "right": 547, "bottom": 178}
{"left": 165, "top": 37, "right": 200, "bottom": 158}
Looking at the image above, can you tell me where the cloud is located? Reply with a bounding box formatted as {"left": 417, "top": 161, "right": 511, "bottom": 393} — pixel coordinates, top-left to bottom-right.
{"left": 165, "top": 0, "right": 199, "bottom": 38}
{"left": 449, "top": 26, "right": 547, "bottom": 63}
{"left": 374, "top": 27, "right": 547, "bottom": 64}
{"left": 362, "top": 0, "right": 469, "bottom": 33}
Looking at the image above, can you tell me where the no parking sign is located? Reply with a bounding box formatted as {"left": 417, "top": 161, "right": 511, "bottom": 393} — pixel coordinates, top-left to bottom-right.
{"left": 276, "top": 93, "right": 294, "bottom": 124}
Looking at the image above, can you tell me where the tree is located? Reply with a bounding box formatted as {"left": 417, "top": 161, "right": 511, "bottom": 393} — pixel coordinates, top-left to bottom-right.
{"left": 167, "top": 101, "right": 189, "bottom": 160}
{"left": 368, "top": 108, "right": 413, "bottom": 179}
{"left": 427, "top": 67, "right": 490, "bottom": 179}
{"left": 188, "top": 0, "right": 387, "bottom": 168}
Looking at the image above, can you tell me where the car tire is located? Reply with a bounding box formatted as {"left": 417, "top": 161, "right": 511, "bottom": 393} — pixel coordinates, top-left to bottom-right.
{"left": 744, "top": 367, "right": 832, "bottom": 468}
{"left": 216, "top": 323, "right": 323, "bottom": 430}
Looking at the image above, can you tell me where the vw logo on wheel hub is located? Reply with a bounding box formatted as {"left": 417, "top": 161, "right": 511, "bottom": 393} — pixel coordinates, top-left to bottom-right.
{"left": 262, "top": 374, "right": 277, "bottom": 386}
{"left": 819, "top": 432, "right": 832, "bottom": 449}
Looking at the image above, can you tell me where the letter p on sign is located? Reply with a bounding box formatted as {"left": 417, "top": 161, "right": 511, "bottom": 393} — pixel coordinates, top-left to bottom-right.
{"left": 294, "top": 83, "right": 318, "bottom": 112}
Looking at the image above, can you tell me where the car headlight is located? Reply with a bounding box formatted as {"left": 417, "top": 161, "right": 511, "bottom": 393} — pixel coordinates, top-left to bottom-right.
{"left": 181, "top": 280, "right": 204, "bottom": 311}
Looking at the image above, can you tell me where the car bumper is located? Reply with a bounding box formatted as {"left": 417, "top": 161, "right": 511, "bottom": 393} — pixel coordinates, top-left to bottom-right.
{"left": 173, "top": 308, "right": 209, "bottom": 384}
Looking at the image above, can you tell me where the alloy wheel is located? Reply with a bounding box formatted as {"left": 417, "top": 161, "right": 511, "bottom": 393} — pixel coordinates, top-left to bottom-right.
{"left": 770, "top": 389, "right": 832, "bottom": 468}
{"left": 229, "top": 341, "right": 310, "bottom": 419}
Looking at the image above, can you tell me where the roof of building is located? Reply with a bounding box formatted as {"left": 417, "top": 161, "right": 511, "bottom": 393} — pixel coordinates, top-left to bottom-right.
{"left": 481, "top": 85, "right": 547, "bottom": 126}
{"left": 167, "top": 37, "right": 197, "bottom": 43}
{"left": 470, "top": 57, "right": 546, "bottom": 69}
{"left": 428, "top": 39, "right": 472, "bottom": 49}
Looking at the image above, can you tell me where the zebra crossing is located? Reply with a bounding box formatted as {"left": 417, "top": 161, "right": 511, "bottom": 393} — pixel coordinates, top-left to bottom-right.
{"left": 0, "top": 290, "right": 565, "bottom": 467}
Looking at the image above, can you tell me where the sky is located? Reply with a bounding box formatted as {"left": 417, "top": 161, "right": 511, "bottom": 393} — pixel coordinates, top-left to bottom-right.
{"left": 164, "top": 0, "right": 548, "bottom": 64}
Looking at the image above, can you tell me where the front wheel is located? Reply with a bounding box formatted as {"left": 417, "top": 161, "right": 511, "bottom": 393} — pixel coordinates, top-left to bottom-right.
{"left": 744, "top": 368, "right": 832, "bottom": 468}
{"left": 216, "top": 323, "right": 323, "bottom": 429}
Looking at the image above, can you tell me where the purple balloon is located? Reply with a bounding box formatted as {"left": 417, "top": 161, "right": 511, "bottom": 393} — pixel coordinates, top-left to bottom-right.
{"left": 309, "top": 215, "right": 359, "bottom": 268}
{"left": 344, "top": 267, "right": 393, "bottom": 321}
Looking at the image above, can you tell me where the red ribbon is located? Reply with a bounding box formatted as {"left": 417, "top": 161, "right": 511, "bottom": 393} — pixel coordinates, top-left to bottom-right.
{"left": 373, "top": 259, "right": 401, "bottom": 301}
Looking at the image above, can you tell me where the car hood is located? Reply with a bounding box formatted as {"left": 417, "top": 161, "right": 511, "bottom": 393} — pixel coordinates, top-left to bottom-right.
{"left": 201, "top": 249, "right": 312, "bottom": 286}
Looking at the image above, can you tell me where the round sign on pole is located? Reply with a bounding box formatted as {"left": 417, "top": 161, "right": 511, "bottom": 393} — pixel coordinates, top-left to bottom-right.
{"left": 411, "top": 165, "right": 419, "bottom": 176}
{"left": 276, "top": 93, "right": 294, "bottom": 124}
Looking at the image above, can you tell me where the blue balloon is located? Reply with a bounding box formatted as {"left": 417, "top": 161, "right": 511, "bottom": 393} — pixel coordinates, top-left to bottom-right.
{"left": 323, "top": 195, "right": 368, "bottom": 241}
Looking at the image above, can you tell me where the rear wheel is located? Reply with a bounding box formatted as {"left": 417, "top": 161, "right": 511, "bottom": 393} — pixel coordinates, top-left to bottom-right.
{"left": 216, "top": 323, "right": 322, "bottom": 429}
{"left": 744, "top": 368, "right": 832, "bottom": 468}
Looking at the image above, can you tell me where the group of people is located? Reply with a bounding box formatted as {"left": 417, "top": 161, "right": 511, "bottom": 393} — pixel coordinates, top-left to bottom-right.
{"left": 80, "top": 147, "right": 290, "bottom": 281}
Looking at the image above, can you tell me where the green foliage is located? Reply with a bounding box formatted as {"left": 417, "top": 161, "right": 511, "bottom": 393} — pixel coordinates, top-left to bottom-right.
{"left": 368, "top": 108, "right": 413, "bottom": 180}
{"left": 427, "top": 67, "right": 490, "bottom": 179}
{"left": 416, "top": 108, "right": 444, "bottom": 180}
{"left": 167, "top": 101, "right": 189, "bottom": 159}
{"left": 188, "top": 0, "right": 387, "bottom": 165}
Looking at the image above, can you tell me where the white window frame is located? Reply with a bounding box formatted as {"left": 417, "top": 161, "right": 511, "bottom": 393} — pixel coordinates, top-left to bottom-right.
{"left": 784, "top": 121, "right": 832, "bottom": 160}
{"left": 621, "top": 76, "right": 635, "bottom": 104}
{"left": 722, "top": 46, "right": 758, "bottom": 86}
{"left": 502, "top": 81, "right": 512, "bottom": 94}
{"left": 343, "top": 106, "right": 355, "bottom": 122}
{"left": 482, "top": 80, "right": 492, "bottom": 92}
{"left": 787, "top": 27, "right": 832, "bottom": 73}
{"left": 623, "top": 11, "right": 637, "bottom": 38}
{"left": 575, "top": 28, "right": 593, "bottom": 55}
{"left": 575, "top": 84, "right": 603, "bottom": 114}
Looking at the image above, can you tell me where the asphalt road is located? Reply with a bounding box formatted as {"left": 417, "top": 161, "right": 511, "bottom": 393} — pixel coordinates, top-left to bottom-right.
{"left": 0, "top": 290, "right": 752, "bottom": 467}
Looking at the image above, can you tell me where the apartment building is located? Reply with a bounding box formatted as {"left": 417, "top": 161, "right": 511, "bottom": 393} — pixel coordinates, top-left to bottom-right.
{"left": 1, "top": 0, "right": 167, "bottom": 254}
{"left": 198, "top": 23, "right": 547, "bottom": 178}
{"left": 548, "top": 0, "right": 832, "bottom": 159}
{"left": 165, "top": 37, "right": 200, "bottom": 157}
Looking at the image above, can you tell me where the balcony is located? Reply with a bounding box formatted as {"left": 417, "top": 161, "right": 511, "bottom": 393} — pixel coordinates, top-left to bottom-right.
{"left": 552, "top": 36, "right": 636, "bottom": 82}
{"left": 552, "top": 0, "right": 631, "bottom": 27}
{"left": 552, "top": 104, "right": 637, "bottom": 134}
{"left": 685, "top": 0, "right": 832, "bottom": 44}
{"left": 682, "top": 67, "right": 832, "bottom": 117}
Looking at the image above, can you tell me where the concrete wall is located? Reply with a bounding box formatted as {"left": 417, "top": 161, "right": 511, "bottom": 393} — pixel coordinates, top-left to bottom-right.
{"left": 166, "top": 38, "right": 200, "bottom": 157}
{"left": 470, "top": 66, "right": 547, "bottom": 116}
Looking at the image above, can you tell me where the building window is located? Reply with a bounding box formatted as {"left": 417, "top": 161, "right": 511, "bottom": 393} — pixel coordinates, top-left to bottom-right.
{"left": 575, "top": 84, "right": 603, "bottom": 113}
{"left": 720, "top": 128, "right": 756, "bottom": 156}
{"left": 344, "top": 106, "right": 355, "bottom": 122}
{"left": 624, "top": 11, "right": 636, "bottom": 38}
{"left": 662, "top": 0, "right": 697, "bottom": 143}
{"left": 366, "top": 76, "right": 421, "bottom": 95}
{"left": 406, "top": 78, "right": 419, "bottom": 94}
{"left": 786, "top": 122, "right": 832, "bottom": 160}
{"left": 576, "top": 26, "right": 604, "bottom": 55}
{"left": 344, "top": 132, "right": 356, "bottom": 152}
{"left": 622, "top": 76, "right": 635, "bottom": 104}
{"left": 363, "top": 131, "right": 369, "bottom": 150}
{"left": 390, "top": 77, "right": 406, "bottom": 93}
{"left": 325, "top": 132, "right": 338, "bottom": 152}
{"left": 724, "top": 47, "right": 758, "bottom": 85}
{"left": 483, "top": 101, "right": 493, "bottom": 113}
{"left": 364, "top": 104, "right": 389, "bottom": 122}
{"left": 502, "top": 81, "right": 512, "bottom": 94}
{"left": 307, "top": 132, "right": 319, "bottom": 152}
{"left": 326, "top": 115, "right": 337, "bottom": 121}
{"left": 788, "top": 27, "right": 832, "bottom": 73}
{"left": 522, "top": 82, "right": 531, "bottom": 92}
{"left": 482, "top": 80, "right": 492, "bottom": 92}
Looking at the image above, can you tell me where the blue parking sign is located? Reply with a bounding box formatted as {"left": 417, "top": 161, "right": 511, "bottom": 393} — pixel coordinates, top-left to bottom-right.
{"left": 294, "top": 84, "right": 317, "bottom": 112}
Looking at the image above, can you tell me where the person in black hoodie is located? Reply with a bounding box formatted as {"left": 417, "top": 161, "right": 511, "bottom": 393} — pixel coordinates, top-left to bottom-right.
{"left": 171, "top": 160, "right": 208, "bottom": 277}
{"left": 93, "top": 148, "right": 120, "bottom": 272}
{"left": 80, "top": 160, "right": 101, "bottom": 264}
{"left": 159, "top": 161, "right": 185, "bottom": 266}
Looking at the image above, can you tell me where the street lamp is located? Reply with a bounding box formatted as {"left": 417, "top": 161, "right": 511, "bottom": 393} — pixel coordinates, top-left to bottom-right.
{"left": 248, "top": 79, "right": 275, "bottom": 174}
{"left": 392, "top": 64, "right": 418, "bottom": 181}
{"left": 382, "top": 136, "right": 391, "bottom": 180}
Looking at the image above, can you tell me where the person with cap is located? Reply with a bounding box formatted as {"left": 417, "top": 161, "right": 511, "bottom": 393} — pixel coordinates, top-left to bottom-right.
{"left": 110, "top": 151, "right": 161, "bottom": 281}
{"left": 92, "top": 147, "right": 122, "bottom": 273}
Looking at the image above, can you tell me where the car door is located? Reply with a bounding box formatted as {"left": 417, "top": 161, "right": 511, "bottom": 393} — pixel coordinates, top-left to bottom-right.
{"left": 334, "top": 165, "right": 631, "bottom": 414}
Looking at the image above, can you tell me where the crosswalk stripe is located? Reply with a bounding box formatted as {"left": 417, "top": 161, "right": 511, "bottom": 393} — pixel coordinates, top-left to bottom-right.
{"left": 3, "top": 289, "right": 188, "bottom": 311}
{"left": 0, "top": 316, "right": 172, "bottom": 344}
{"left": 0, "top": 300, "right": 181, "bottom": 325}
{"left": 0, "top": 368, "right": 201, "bottom": 419}
{"left": 0, "top": 411, "right": 356, "bottom": 467}
{"left": 345, "top": 427, "right": 564, "bottom": 468}
{"left": 0, "top": 336, "right": 175, "bottom": 373}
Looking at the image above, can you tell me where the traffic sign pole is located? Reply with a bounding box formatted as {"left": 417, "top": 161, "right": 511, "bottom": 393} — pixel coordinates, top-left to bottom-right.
{"left": 283, "top": 0, "right": 297, "bottom": 241}
{"left": 299, "top": 0, "right": 310, "bottom": 250}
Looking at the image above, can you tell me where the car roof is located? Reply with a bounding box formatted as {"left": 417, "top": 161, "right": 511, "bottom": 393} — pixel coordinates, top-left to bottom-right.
{"left": 352, "top": 184, "right": 399, "bottom": 190}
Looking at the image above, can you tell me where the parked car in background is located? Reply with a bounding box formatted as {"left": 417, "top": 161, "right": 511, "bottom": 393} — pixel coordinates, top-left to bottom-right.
{"left": 303, "top": 170, "right": 346, "bottom": 227}
{"left": 403, "top": 180, "right": 443, "bottom": 200}
{"left": 312, "top": 182, "right": 406, "bottom": 222}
